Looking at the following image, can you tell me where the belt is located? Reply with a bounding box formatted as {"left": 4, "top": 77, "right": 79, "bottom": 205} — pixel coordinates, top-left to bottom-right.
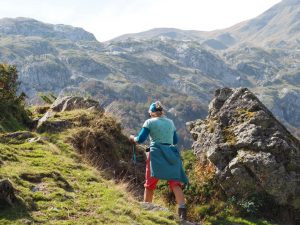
{"left": 146, "top": 143, "right": 172, "bottom": 152}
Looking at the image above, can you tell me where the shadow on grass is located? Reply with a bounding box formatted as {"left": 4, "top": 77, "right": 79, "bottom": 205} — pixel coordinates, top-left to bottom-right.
{"left": 0, "top": 200, "right": 33, "bottom": 222}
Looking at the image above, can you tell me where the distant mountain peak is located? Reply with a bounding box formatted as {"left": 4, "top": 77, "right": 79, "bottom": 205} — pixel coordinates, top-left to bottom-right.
{"left": 282, "top": 0, "right": 299, "bottom": 4}
{"left": 0, "top": 17, "right": 97, "bottom": 42}
{"left": 210, "top": 0, "right": 300, "bottom": 48}
{"left": 111, "top": 27, "right": 204, "bottom": 42}
{"left": 110, "top": 0, "right": 300, "bottom": 49}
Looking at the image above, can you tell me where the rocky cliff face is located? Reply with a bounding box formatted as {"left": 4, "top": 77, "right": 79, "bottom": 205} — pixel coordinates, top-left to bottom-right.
{"left": 188, "top": 87, "right": 300, "bottom": 223}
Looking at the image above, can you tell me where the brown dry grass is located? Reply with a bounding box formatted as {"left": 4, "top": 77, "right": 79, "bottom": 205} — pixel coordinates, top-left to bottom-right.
{"left": 65, "top": 110, "right": 147, "bottom": 198}
{"left": 193, "top": 161, "right": 216, "bottom": 184}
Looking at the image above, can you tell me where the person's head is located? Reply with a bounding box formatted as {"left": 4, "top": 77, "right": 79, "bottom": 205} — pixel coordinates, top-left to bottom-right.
{"left": 148, "top": 101, "right": 164, "bottom": 117}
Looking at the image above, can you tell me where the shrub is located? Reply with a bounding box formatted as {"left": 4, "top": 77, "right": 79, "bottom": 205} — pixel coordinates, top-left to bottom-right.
{"left": 0, "top": 64, "right": 30, "bottom": 131}
{"left": 0, "top": 64, "right": 19, "bottom": 102}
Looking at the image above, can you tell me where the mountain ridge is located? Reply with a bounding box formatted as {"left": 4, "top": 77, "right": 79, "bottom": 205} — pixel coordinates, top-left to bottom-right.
{"left": 111, "top": 0, "right": 300, "bottom": 49}
{"left": 0, "top": 17, "right": 97, "bottom": 42}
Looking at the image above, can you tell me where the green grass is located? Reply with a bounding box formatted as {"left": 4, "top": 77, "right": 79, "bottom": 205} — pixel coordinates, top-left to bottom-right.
{"left": 0, "top": 101, "right": 31, "bottom": 133}
{"left": 0, "top": 109, "right": 27, "bottom": 132}
{"left": 0, "top": 134, "right": 177, "bottom": 225}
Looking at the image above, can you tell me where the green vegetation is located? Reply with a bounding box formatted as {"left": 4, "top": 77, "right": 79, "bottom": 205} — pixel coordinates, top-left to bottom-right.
{"left": 0, "top": 133, "right": 177, "bottom": 224}
{"left": 0, "top": 64, "right": 30, "bottom": 132}
{"left": 0, "top": 105, "right": 178, "bottom": 225}
{"left": 38, "top": 93, "right": 57, "bottom": 105}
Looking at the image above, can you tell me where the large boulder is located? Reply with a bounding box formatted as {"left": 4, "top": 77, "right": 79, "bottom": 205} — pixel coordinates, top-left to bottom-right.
{"left": 188, "top": 87, "right": 300, "bottom": 221}
{"left": 37, "top": 96, "right": 103, "bottom": 132}
{"left": 50, "top": 96, "right": 103, "bottom": 112}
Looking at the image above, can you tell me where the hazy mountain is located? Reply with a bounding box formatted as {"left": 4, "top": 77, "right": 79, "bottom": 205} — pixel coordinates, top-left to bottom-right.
{"left": 111, "top": 28, "right": 204, "bottom": 42}
{"left": 220, "top": 0, "right": 300, "bottom": 48}
{"left": 0, "top": 0, "right": 299, "bottom": 147}
{"left": 113, "top": 0, "right": 300, "bottom": 49}
{"left": 0, "top": 17, "right": 97, "bottom": 42}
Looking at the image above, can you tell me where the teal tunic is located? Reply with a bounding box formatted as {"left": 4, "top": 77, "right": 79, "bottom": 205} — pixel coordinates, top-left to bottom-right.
{"left": 149, "top": 143, "right": 189, "bottom": 184}
{"left": 135, "top": 116, "right": 188, "bottom": 184}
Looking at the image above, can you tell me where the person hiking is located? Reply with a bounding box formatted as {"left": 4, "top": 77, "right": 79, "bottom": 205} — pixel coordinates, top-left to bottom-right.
{"left": 129, "top": 101, "right": 189, "bottom": 220}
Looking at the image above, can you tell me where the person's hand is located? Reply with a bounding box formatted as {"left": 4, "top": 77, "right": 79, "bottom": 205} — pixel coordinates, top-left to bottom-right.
{"left": 129, "top": 135, "right": 136, "bottom": 144}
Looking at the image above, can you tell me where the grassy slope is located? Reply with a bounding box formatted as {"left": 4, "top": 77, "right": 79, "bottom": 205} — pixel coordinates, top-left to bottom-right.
{"left": 0, "top": 110, "right": 177, "bottom": 225}
{"left": 0, "top": 108, "right": 280, "bottom": 225}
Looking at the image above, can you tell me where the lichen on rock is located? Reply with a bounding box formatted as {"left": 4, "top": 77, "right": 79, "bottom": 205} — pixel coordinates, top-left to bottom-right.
{"left": 188, "top": 87, "right": 300, "bottom": 222}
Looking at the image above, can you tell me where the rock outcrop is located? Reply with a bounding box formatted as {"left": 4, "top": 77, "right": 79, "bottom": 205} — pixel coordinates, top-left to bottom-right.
{"left": 0, "top": 179, "right": 17, "bottom": 207}
{"left": 37, "top": 96, "right": 103, "bottom": 132}
{"left": 50, "top": 96, "right": 103, "bottom": 112}
{"left": 0, "top": 131, "right": 34, "bottom": 143}
{"left": 188, "top": 87, "right": 300, "bottom": 222}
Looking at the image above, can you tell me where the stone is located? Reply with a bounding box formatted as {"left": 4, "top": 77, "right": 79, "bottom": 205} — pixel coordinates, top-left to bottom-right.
{"left": 189, "top": 87, "right": 300, "bottom": 221}
{"left": 0, "top": 131, "right": 35, "bottom": 143}
{"left": 0, "top": 179, "right": 17, "bottom": 207}
{"left": 51, "top": 96, "right": 103, "bottom": 112}
{"left": 37, "top": 96, "right": 104, "bottom": 132}
{"left": 28, "top": 136, "right": 48, "bottom": 143}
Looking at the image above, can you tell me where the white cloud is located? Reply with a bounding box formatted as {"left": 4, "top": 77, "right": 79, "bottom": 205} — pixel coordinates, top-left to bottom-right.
{"left": 0, "top": 0, "right": 281, "bottom": 41}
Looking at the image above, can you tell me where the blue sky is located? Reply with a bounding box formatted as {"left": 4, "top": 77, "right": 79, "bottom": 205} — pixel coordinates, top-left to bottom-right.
{"left": 0, "top": 0, "right": 281, "bottom": 41}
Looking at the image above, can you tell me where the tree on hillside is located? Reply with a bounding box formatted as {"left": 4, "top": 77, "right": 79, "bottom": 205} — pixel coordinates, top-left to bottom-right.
{"left": 0, "top": 64, "right": 29, "bottom": 131}
{"left": 0, "top": 64, "right": 20, "bottom": 104}
{"left": 0, "top": 64, "right": 27, "bottom": 106}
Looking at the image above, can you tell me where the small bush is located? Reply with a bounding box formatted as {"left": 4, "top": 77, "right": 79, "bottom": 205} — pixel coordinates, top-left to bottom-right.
{"left": 0, "top": 64, "right": 30, "bottom": 132}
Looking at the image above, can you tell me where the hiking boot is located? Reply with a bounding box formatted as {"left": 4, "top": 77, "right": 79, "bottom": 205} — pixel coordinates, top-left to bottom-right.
{"left": 178, "top": 207, "right": 187, "bottom": 220}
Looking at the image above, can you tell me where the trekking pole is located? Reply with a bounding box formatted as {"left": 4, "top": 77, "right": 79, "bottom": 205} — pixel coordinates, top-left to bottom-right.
{"left": 132, "top": 143, "right": 137, "bottom": 183}
{"left": 132, "top": 143, "right": 137, "bottom": 165}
